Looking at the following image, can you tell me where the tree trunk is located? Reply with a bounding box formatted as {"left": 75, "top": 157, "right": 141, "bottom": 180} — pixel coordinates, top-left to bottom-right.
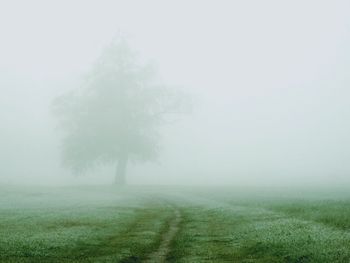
{"left": 115, "top": 152, "right": 128, "bottom": 185}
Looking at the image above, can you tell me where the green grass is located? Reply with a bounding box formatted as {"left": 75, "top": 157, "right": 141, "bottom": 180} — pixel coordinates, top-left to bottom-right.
{"left": 0, "top": 186, "right": 173, "bottom": 262}
{"left": 1, "top": 186, "right": 350, "bottom": 262}
{"left": 169, "top": 205, "right": 350, "bottom": 262}
{"left": 267, "top": 200, "right": 350, "bottom": 230}
{"left": 166, "top": 188, "right": 350, "bottom": 262}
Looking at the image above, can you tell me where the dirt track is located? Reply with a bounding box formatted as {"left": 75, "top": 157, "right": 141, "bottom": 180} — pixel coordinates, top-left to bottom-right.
{"left": 143, "top": 209, "right": 181, "bottom": 263}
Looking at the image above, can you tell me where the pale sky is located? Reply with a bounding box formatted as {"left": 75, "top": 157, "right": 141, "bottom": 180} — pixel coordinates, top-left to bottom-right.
{"left": 1, "top": 0, "right": 350, "bottom": 185}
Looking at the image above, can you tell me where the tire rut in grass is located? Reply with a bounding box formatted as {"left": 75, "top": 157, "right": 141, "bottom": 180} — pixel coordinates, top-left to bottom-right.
{"left": 143, "top": 209, "right": 181, "bottom": 263}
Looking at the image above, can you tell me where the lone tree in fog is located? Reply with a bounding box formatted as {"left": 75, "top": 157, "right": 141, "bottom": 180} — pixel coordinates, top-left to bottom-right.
{"left": 53, "top": 38, "right": 183, "bottom": 185}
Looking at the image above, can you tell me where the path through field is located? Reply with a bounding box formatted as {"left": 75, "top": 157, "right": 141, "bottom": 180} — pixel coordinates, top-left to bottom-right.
{"left": 143, "top": 208, "right": 181, "bottom": 263}
{"left": 1, "top": 185, "right": 350, "bottom": 262}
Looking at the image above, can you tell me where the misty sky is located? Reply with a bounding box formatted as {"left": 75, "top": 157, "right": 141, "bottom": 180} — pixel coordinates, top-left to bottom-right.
{"left": 1, "top": 0, "right": 350, "bottom": 185}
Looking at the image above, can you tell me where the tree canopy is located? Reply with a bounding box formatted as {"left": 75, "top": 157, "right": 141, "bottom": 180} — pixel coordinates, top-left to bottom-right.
{"left": 53, "top": 39, "right": 182, "bottom": 184}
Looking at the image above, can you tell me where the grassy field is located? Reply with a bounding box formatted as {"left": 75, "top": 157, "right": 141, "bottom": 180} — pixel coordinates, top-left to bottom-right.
{"left": 1, "top": 185, "right": 350, "bottom": 262}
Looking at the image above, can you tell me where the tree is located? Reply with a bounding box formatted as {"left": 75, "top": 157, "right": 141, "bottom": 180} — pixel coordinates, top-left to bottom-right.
{"left": 53, "top": 38, "right": 182, "bottom": 185}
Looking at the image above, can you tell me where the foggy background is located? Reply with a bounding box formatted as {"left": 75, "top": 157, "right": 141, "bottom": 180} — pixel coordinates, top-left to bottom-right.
{"left": 1, "top": 0, "right": 350, "bottom": 186}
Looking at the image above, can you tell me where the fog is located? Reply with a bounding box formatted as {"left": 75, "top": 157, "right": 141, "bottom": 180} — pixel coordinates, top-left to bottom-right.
{"left": 1, "top": 0, "right": 350, "bottom": 186}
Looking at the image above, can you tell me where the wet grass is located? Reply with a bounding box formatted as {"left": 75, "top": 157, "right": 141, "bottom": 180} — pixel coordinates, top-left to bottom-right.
{"left": 0, "top": 186, "right": 173, "bottom": 262}
{"left": 267, "top": 200, "right": 350, "bottom": 230}
{"left": 169, "top": 204, "right": 350, "bottom": 262}
{"left": 167, "top": 188, "right": 350, "bottom": 262}
{"left": 1, "top": 186, "right": 350, "bottom": 262}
